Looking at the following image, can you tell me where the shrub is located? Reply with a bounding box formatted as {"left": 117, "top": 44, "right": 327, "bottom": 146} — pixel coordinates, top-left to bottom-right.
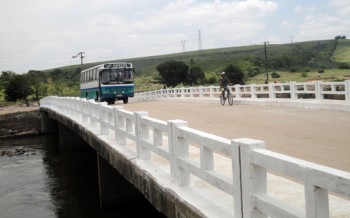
{"left": 247, "top": 70, "right": 259, "bottom": 77}
{"left": 301, "top": 72, "right": 308, "bottom": 78}
{"left": 338, "top": 63, "right": 350, "bottom": 69}
{"left": 206, "top": 76, "right": 217, "bottom": 85}
{"left": 290, "top": 67, "right": 298, "bottom": 73}
{"left": 318, "top": 68, "right": 325, "bottom": 73}
{"left": 271, "top": 72, "right": 280, "bottom": 78}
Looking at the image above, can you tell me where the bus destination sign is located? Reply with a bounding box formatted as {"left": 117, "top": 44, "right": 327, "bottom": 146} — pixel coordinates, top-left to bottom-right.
{"left": 104, "top": 63, "right": 131, "bottom": 68}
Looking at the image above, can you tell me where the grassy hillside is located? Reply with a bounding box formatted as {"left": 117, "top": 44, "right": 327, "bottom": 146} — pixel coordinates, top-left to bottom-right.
{"left": 333, "top": 39, "right": 350, "bottom": 62}
{"left": 48, "top": 39, "right": 344, "bottom": 77}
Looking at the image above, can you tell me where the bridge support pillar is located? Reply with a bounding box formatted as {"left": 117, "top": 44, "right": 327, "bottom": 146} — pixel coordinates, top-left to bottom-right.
{"left": 58, "top": 123, "right": 87, "bottom": 149}
{"left": 40, "top": 111, "right": 58, "bottom": 134}
{"left": 97, "top": 153, "right": 144, "bottom": 208}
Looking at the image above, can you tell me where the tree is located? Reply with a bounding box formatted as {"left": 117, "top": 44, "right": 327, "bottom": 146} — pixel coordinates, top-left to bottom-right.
{"left": 4, "top": 74, "right": 34, "bottom": 106}
{"left": 0, "top": 71, "right": 16, "bottom": 91}
{"left": 335, "top": 35, "right": 346, "bottom": 40}
{"left": 156, "top": 60, "right": 189, "bottom": 87}
{"left": 186, "top": 59, "right": 205, "bottom": 86}
{"left": 27, "top": 70, "right": 48, "bottom": 99}
{"left": 223, "top": 64, "right": 245, "bottom": 85}
{"left": 187, "top": 66, "right": 205, "bottom": 85}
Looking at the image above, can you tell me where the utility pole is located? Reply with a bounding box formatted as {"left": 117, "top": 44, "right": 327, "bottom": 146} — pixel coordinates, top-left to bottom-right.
{"left": 263, "top": 42, "right": 269, "bottom": 84}
{"left": 72, "top": 51, "right": 85, "bottom": 69}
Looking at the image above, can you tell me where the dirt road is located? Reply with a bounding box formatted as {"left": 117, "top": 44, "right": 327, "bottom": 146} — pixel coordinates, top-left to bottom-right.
{"left": 121, "top": 101, "right": 350, "bottom": 172}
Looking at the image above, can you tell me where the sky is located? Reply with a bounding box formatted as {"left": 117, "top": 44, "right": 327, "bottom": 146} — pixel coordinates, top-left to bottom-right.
{"left": 0, "top": 0, "right": 349, "bottom": 73}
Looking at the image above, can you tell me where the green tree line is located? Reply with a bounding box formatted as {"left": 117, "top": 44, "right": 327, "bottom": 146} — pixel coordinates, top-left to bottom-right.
{"left": 155, "top": 59, "right": 245, "bottom": 88}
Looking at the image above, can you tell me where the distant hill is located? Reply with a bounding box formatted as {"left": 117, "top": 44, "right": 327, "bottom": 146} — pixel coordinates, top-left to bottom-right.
{"left": 41, "top": 38, "right": 350, "bottom": 93}
{"left": 53, "top": 39, "right": 347, "bottom": 77}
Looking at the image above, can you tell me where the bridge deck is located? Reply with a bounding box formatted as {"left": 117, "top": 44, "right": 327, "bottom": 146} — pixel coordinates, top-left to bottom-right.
{"left": 124, "top": 100, "right": 350, "bottom": 172}
{"left": 122, "top": 100, "right": 350, "bottom": 216}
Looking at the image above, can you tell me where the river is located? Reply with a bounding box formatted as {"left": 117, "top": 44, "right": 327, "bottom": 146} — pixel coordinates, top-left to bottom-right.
{"left": 0, "top": 135, "right": 165, "bottom": 218}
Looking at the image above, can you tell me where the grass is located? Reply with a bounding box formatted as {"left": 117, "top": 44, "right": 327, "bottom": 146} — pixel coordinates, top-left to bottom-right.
{"left": 247, "top": 69, "right": 350, "bottom": 84}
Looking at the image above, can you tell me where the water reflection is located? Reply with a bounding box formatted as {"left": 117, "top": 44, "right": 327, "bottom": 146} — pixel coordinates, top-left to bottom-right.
{"left": 0, "top": 136, "right": 165, "bottom": 218}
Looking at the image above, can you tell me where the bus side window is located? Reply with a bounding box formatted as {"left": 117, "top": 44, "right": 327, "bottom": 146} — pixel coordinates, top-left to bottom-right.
{"left": 101, "top": 71, "right": 109, "bottom": 84}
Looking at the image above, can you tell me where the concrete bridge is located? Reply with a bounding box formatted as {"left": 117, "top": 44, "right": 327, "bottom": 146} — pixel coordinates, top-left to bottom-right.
{"left": 39, "top": 81, "right": 350, "bottom": 218}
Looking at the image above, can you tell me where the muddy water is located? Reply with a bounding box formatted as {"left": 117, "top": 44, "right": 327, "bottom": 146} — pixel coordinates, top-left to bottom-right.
{"left": 0, "top": 136, "right": 164, "bottom": 218}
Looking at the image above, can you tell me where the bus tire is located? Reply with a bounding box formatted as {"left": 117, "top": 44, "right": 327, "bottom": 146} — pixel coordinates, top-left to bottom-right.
{"left": 107, "top": 99, "right": 115, "bottom": 105}
{"left": 123, "top": 97, "right": 128, "bottom": 104}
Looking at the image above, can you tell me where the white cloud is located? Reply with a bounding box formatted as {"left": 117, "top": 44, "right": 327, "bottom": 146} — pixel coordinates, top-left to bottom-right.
{"left": 7, "top": 0, "right": 350, "bottom": 73}
{"left": 293, "top": 0, "right": 350, "bottom": 42}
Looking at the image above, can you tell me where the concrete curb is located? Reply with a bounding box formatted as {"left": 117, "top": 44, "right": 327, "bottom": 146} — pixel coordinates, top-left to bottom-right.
{"left": 131, "top": 97, "right": 350, "bottom": 112}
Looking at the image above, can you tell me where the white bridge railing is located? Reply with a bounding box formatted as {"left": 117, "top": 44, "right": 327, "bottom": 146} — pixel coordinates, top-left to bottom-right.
{"left": 135, "top": 80, "right": 350, "bottom": 101}
{"left": 40, "top": 96, "right": 350, "bottom": 218}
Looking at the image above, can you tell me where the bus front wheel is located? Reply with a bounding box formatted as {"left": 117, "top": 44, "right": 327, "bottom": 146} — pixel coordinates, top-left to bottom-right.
{"left": 123, "top": 97, "right": 128, "bottom": 104}
{"left": 107, "top": 99, "right": 115, "bottom": 105}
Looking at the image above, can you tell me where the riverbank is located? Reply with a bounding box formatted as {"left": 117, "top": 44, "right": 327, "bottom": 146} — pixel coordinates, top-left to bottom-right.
{"left": 0, "top": 106, "right": 40, "bottom": 139}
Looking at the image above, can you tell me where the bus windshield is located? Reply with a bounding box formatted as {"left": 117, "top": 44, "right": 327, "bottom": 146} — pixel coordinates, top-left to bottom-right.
{"left": 101, "top": 68, "right": 134, "bottom": 84}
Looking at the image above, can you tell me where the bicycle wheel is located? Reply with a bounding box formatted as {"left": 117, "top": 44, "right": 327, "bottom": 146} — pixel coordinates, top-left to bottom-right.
{"left": 220, "top": 93, "right": 226, "bottom": 105}
{"left": 228, "top": 93, "right": 233, "bottom": 105}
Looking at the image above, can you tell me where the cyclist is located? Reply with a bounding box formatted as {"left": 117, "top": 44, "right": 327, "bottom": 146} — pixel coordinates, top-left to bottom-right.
{"left": 219, "top": 72, "right": 231, "bottom": 100}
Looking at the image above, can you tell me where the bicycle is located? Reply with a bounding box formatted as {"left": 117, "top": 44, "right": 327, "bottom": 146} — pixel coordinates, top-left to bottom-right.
{"left": 220, "top": 88, "right": 233, "bottom": 106}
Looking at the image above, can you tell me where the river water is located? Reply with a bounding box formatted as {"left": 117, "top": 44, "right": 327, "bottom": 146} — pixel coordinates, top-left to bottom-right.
{"left": 0, "top": 135, "right": 165, "bottom": 218}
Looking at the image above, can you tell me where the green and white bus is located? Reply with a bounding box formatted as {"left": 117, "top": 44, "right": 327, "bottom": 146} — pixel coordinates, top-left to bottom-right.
{"left": 80, "top": 62, "right": 135, "bottom": 104}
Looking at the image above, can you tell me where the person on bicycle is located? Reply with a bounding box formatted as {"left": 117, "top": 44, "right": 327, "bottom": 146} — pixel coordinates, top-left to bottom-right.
{"left": 219, "top": 72, "right": 231, "bottom": 100}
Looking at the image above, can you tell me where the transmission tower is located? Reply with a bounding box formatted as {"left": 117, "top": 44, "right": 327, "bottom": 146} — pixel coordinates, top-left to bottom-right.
{"left": 289, "top": 35, "right": 294, "bottom": 43}
{"left": 181, "top": 40, "right": 186, "bottom": 53}
{"left": 198, "top": 30, "right": 203, "bottom": 51}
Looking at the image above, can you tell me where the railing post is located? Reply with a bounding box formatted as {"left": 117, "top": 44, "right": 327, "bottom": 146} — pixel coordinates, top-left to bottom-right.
{"left": 81, "top": 99, "right": 89, "bottom": 123}
{"left": 99, "top": 102, "right": 109, "bottom": 135}
{"left": 345, "top": 80, "right": 350, "bottom": 101}
{"left": 168, "top": 119, "right": 190, "bottom": 186}
{"left": 290, "top": 82, "right": 297, "bottom": 99}
{"left": 209, "top": 86, "right": 214, "bottom": 98}
{"left": 231, "top": 139, "right": 244, "bottom": 218}
{"left": 269, "top": 83, "right": 276, "bottom": 99}
{"left": 315, "top": 81, "right": 322, "bottom": 100}
{"left": 251, "top": 84, "right": 257, "bottom": 98}
{"left": 135, "top": 111, "right": 151, "bottom": 159}
{"left": 305, "top": 182, "right": 329, "bottom": 218}
{"left": 238, "top": 138, "right": 267, "bottom": 218}
{"left": 199, "top": 86, "right": 204, "bottom": 97}
{"left": 113, "top": 106, "right": 126, "bottom": 145}
{"left": 88, "top": 100, "right": 98, "bottom": 127}
{"left": 235, "top": 84, "right": 241, "bottom": 98}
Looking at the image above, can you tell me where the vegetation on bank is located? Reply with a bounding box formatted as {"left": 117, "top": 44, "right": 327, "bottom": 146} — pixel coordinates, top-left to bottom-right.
{"left": 1, "top": 38, "right": 350, "bottom": 106}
